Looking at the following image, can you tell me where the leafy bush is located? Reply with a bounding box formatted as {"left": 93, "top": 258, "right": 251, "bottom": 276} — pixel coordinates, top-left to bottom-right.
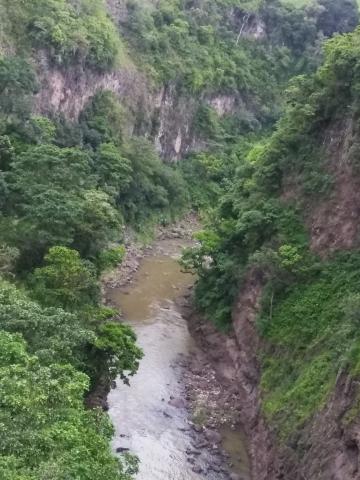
{"left": 5, "top": 144, "right": 121, "bottom": 267}
{"left": 80, "top": 90, "right": 126, "bottom": 148}
{"left": 30, "top": 246, "right": 100, "bottom": 311}
{"left": 119, "top": 137, "right": 188, "bottom": 227}
{"left": 98, "top": 245, "right": 126, "bottom": 272}
{"left": 0, "top": 56, "right": 38, "bottom": 136}
{"left": 0, "top": 279, "right": 94, "bottom": 369}
{"left": 316, "top": 0, "right": 359, "bottom": 37}
{"left": 0, "top": 330, "right": 138, "bottom": 480}
{"left": 1, "top": 0, "right": 123, "bottom": 70}
{"left": 93, "top": 322, "right": 143, "bottom": 385}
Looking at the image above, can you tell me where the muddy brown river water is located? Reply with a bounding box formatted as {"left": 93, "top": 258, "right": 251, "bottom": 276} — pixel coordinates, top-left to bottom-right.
{"left": 107, "top": 239, "right": 250, "bottom": 480}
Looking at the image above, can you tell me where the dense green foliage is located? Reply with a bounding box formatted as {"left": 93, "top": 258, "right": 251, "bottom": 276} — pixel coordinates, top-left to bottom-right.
{"left": 0, "top": 0, "right": 359, "bottom": 475}
{"left": 0, "top": 330, "right": 139, "bottom": 480}
{"left": 0, "top": 0, "right": 123, "bottom": 70}
{"left": 260, "top": 253, "right": 360, "bottom": 439}
{"left": 183, "top": 24, "right": 360, "bottom": 446}
{"left": 80, "top": 90, "right": 188, "bottom": 229}
{"left": 30, "top": 246, "right": 100, "bottom": 310}
{"left": 0, "top": 275, "right": 142, "bottom": 478}
{"left": 0, "top": 54, "right": 187, "bottom": 475}
{"left": 0, "top": 3, "right": 188, "bottom": 476}
{"left": 0, "top": 79, "right": 187, "bottom": 267}
{"left": 121, "top": 0, "right": 358, "bottom": 134}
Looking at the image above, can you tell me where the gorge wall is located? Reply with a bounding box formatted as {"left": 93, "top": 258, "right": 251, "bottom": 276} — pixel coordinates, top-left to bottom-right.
{"left": 188, "top": 114, "right": 360, "bottom": 480}
{"left": 32, "top": 4, "right": 264, "bottom": 161}
{"left": 201, "top": 58, "right": 360, "bottom": 480}
{"left": 1, "top": 1, "right": 360, "bottom": 479}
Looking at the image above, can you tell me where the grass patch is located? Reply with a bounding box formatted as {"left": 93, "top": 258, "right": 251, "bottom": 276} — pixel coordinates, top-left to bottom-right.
{"left": 260, "top": 252, "right": 360, "bottom": 439}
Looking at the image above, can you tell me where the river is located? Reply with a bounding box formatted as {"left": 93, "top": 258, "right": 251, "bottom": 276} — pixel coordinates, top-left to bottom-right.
{"left": 107, "top": 238, "right": 250, "bottom": 480}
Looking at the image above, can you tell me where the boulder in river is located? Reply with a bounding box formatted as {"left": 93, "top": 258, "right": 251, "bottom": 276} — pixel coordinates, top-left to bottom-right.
{"left": 229, "top": 474, "right": 243, "bottom": 480}
{"left": 168, "top": 397, "right": 187, "bottom": 408}
{"left": 116, "top": 447, "right": 130, "bottom": 453}
{"left": 192, "top": 466, "right": 203, "bottom": 474}
{"left": 204, "top": 428, "right": 222, "bottom": 444}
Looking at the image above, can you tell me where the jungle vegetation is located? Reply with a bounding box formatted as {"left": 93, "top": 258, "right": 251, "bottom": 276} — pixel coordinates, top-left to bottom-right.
{"left": 0, "top": 0, "right": 359, "bottom": 477}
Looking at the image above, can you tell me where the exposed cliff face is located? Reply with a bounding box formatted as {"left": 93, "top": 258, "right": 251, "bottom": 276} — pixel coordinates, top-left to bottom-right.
{"left": 230, "top": 269, "right": 280, "bottom": 480}
{"left": 192, "top": 264, "right": 360, "bottom": 480}
{"left": 34, "top": 52, "right": 242, "bottom": 161}
{"left": 203, "top": 259, "right": 360, "bottom": 480}
{"left": 34, "top": 52, "right": 153, "bottom": 127}
{"left": 278, "top": 117, "right": 360, "bottom": 479}
{"left": 34, "top": 55, "right": 187, "bottom": 160}
{"left": 187, "top": 268, "right": 281, "bottom": 480}
{"left": 230, "top": 285, "right": 360, "bottom": 480}
{"left": 309, "top": 117, "right": 360, "bottom": 254}
{"left": 30, "top": 0, "right": 267, "bottom": 162}
{"left": 293, "top": 372, "right": 360, "bottom": 480}
{"left": 154, "top": 85, "right": 198, "bottom": 161}
{"left": 226, "top": 118, "right": 360, "bottom": 479}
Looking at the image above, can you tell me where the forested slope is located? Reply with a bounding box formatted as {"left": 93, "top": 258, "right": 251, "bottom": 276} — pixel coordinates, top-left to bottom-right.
{"left": 0, "top": 1, "right": 188, "bottom": 478}
{"left": 0, "top": 0, "right": 358, "bottom": 479}
{"left": 183, "top": 16, "right": 360, "bottom": 480}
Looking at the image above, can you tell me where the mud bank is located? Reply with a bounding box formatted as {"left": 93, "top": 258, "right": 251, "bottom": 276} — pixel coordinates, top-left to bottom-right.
{"left": 179, "top": 269, "right": 279, "bottom": 480}
{"left": 178, "top": 295, "right": 251, "bottom": 480}
{"left": 182, "top": 296, "right": 275, "bottom": 480}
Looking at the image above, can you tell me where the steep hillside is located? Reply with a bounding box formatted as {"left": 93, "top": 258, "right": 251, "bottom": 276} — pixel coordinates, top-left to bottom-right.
{"left": 0, "top": 0, "right": 359, "bottom": 479}
{"left": 184, "top": 23, "right": 360, "bottom": 480}
{"left": 1, "top": 0, "right": 357, "bottom": 160}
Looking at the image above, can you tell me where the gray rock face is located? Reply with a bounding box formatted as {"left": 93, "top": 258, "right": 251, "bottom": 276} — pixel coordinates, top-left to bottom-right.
{"left": 168, "top": 397, "right": 187, "bottom": 409}
{"left": 229, "top": 473, "right": 243, "bottom": 480}
{"left": 34, "top": 55, "right": 199, "bottom": 161}
{"left": 204, "top": 428, "right": 222, "bottom": 444}
{"left": 33, "top": 49, "right": 243, "bottom": 163}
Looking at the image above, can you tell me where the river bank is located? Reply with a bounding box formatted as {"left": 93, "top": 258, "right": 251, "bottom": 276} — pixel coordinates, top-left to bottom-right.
{"left": 87, "top": 214, "right": 198, "bottom": 409}
{"left": 177, "top": 296, "right": 250, "bottom": 479}
{"left": 102, "top": 213, "right": 198, "bottom": 291}
{"left": 101, "top": 216, "right": 250, "bottom": 480}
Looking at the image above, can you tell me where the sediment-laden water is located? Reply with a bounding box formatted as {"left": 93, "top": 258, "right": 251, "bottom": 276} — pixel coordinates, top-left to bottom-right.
{"left": 107, "top": 239, "right": 250, "bottom": 480}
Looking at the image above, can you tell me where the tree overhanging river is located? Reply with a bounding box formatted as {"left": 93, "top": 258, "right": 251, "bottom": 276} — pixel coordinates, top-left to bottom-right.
{"left": 105, "top": 237, "right": 251, "bottom": 480}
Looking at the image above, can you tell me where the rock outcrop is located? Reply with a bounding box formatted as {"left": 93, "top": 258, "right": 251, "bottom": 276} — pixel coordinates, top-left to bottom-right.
{"left": 34, "top": 52, "right": 241, "bottom": 161}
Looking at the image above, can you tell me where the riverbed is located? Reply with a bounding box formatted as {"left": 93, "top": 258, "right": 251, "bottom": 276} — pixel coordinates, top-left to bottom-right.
{"left": 106, "top": 238, "right": 250, "bottom": 480}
